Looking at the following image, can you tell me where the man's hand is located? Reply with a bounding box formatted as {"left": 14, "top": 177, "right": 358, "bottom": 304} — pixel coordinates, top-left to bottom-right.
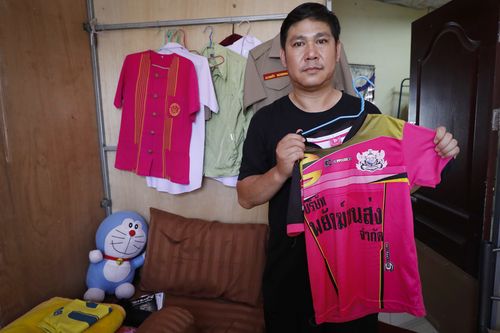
{"left": 237, "top": 131, "right": 305, "bottom": 209}
{"left": 275, "top": 132, "right": 305, "bottom": 181}
{"left": 434, "top": 126, "right": 459, "bottom": 159}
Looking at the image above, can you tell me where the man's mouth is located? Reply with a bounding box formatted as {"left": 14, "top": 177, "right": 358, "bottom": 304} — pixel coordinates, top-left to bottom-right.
{"left": 303, "top": 66, "right": 322, "bottom": 72}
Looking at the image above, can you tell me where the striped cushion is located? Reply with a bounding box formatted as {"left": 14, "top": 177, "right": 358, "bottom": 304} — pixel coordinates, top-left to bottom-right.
{"left": 165, "top": 295, "right": 264, "bottom": 333}
{"left": 140, "top": 208, "right": 268, "bottom": 307}
{"left": 136, "top": 306, "right": 197, "bottom": 333}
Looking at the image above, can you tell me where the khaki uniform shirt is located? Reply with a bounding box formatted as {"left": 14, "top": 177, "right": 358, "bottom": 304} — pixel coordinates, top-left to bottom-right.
{"left": 243, "top": 34, "right": 356, "bottom": 113}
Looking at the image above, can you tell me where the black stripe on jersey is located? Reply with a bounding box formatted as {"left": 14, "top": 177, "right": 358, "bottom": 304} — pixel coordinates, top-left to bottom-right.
{"left": 380, "top": 246, "right": 384, "bottom": 309}
{"left": 379, "top": 183, "right": 387, "bottom": 309}
{"left": 370, "top": 172, "right": 408, "bottom": 184}
{"left": 305, "top": 216, "right": 339, "bottom": 296}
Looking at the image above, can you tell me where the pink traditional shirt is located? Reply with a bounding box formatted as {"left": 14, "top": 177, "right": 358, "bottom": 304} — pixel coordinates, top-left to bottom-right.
{"left": 114, "top": 50, "right": 199, "bottom": 183}
{"left": 287, "top": 114, "right": 452, "bottom": 323}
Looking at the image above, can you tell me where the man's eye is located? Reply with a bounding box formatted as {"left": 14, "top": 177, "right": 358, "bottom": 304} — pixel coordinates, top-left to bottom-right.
{"left": 292, "top": 41, "right": 304, "bottom": 47}
{"left": 317, "top": 39, "right": 328, "bottom": 44}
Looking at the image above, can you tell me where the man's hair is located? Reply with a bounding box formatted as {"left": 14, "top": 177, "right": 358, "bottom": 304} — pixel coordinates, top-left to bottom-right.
{"left": 280, "top": 2, "right": 341, "bottom": 49}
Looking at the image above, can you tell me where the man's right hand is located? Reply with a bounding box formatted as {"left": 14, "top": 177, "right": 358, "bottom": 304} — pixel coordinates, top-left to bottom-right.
{"left": 275, "top": 132, "right": 306, "bottom": 181}
{"left": 237, "top": 131, "right": 306, "bottom": 209}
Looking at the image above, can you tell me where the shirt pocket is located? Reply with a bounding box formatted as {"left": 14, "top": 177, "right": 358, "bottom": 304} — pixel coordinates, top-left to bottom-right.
{"left": 263, "top": 74, "right": 290, "bottom": 92}
{"left": 262, "top": 63, "right": 291, "bottom": 92}
{"left": 165, "top": 96, "right": 188, "bottom": 119}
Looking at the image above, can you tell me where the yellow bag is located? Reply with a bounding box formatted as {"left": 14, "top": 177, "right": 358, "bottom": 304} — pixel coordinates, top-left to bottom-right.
{"left": 0, "top": 297, "right": 125, "bottom": 333}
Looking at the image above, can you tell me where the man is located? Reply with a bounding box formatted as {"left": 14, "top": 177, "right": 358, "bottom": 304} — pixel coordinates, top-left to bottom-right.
{"left": 237, "top": 3, "right": 459, "bottom": 332}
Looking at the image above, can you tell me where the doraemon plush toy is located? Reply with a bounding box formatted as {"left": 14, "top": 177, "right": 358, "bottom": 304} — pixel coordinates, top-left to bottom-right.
{"left": 83, "top": 211, "right": 148, "bottom": 302}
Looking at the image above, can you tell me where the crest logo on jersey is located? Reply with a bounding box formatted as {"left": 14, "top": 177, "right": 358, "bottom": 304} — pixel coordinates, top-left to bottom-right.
{"left": 356, "top": 149, "right": 387, "bottom": 172}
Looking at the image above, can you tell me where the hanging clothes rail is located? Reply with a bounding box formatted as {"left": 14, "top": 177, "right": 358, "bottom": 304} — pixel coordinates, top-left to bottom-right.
{"left": 85, "top": 0, "right": 331, "bottom": 215}
{"left": 86, "top": 14, "right": 288, "bottom": 32}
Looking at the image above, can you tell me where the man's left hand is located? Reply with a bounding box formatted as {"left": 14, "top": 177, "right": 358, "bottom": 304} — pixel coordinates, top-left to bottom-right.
{"left": 434, "top": 126, "right": 460, "bottom": 159}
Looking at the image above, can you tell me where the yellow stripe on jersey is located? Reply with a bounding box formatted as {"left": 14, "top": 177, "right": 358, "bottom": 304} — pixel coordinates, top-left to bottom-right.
{"left": 372, "top": 178, "right": 409, "bottom": 185}
{"left": 303, "top": 170, "right": 322, "bottom": 188}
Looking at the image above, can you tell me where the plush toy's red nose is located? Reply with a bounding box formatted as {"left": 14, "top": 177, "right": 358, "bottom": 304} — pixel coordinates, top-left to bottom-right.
{"left": 129, "top": 230, "right": 136, "bottom": 237}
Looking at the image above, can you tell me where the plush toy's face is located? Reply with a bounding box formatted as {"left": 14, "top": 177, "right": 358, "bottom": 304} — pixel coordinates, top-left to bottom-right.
{"left": 103, "top": 217, "right": 147, "bottom": 259}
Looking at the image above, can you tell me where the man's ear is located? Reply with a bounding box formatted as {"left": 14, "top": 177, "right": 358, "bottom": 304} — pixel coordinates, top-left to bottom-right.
{"left": 280, "top": 48, "right": 287, "bottom": 68}
{"left": 336, "top": 41, "right": 342, "bottom": 63}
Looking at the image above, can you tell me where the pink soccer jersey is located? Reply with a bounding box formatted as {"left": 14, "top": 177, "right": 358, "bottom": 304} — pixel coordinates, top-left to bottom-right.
{"left": 287, "top": 114, "right": 451, "bottom": 324}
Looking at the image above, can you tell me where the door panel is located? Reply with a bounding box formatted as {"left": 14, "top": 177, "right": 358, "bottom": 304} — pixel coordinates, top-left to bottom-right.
{"left": 0, "top": 0, "right": 105, "bottom": 325}
{"left": 409, "top": 0, "right": 499, "bottom": 277}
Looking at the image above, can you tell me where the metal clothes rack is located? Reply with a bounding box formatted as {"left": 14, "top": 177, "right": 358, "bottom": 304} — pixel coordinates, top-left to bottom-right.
{"left": 84, "top": 0, "right": 331, "bottom": 215}
{"left": 396, "top": 77, "right": 410, "bottom": 119}
{"left": 86, "top": 14, "right": 287, "bottom": 32}
{"left": 478, "top": 133, "right": 500, "bottom": 332}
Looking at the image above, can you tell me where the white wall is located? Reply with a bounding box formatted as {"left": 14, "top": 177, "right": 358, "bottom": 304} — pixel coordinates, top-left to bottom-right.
{"left": 334, "top": 0, "right": 426, "bottom": 117}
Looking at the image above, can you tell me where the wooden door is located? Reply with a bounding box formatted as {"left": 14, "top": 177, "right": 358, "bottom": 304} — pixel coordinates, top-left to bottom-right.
{"left": 410, "top": 0, "right": 499, "bottom": 278}
{"left": 0, "top": 0, "right": 105, "bottom": 326}
{"left": 409, "top": 0, "right": 499, "bottom": 331}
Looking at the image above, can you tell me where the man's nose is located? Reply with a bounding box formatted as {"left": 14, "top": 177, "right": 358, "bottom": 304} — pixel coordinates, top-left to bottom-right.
{"left": 305, "top": 42, "right": 318, "bottom": 59}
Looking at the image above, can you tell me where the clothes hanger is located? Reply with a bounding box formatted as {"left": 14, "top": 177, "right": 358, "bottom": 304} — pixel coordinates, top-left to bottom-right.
{"left": 172, "top": 28, "right": 186, "bottom": 46}
{"left": 158, "top": 28, "right": 177, "bottom": 52}
{"left": 170, "top": 28, "right": 198, "bottom": 54}
{"left": 237, "top": 20, "right": 251, "bottom": 36}
{"left": 203, "top": 25, "right": 225, "bottom": 67}
{"left": 233, "top": 20, "right": 252, "bottom": 56}
{"left": 158, "top": 28, "right": 183, "bottom": 55}
{"left": 209, "top": 55, "right": 225, "bottom": 68}
{"left": 203, "top": 25, "right": 214, "bottom": 54}
{"left": 164, "top": 29, "right": 176, "bottom": 45}
{"left": 219, "top": 21, "right": 243, "bottom": 46}
{"left": 300, "top": 76, "right": 375, "bottom": 137}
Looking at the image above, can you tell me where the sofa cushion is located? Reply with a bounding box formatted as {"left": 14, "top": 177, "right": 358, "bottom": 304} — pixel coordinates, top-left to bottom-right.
{"left": 164, "top": 295, "right": 264, "bottom": 333}
{"left": 140, "top": 208, "right": 268, "bottom": 307}
{"left": 136, "top": 306, "right": 197, "bottom": 333}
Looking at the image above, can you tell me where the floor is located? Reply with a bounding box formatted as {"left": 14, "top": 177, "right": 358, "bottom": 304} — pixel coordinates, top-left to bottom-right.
{"left": 379, "top": 313, "right": 439, "bottom": 333}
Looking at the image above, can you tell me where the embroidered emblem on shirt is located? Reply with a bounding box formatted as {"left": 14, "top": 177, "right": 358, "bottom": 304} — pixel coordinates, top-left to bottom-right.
{"left": 169, "top": 103, "right": 181, "bottom": 117}
{"left": 263, "top": 70, "right": 288, "bottom": 80}
{"left": 356, "top": 149, "right": 388, "bottom": 172}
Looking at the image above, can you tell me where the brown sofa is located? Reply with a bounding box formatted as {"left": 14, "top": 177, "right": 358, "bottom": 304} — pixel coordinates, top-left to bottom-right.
{"left": 135, "top": 208, "right": 268, "bottom": 333}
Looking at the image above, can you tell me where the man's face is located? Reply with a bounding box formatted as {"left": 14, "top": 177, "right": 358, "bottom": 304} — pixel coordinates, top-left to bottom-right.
{"left": 280, "top": 19, "right": 341, "bottom": 91}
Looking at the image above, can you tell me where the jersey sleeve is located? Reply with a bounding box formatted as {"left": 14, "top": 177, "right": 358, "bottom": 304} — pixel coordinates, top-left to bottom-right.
{"left": 365, "top": 100, "right": 382, "bottom": 115}
{"left": 238, "top": 112, "right": 272, "bottom": 181}
{"left": 286, "top": 163, "right": 304, "bottom": 236}
{"left": 402, "top": 123, "right": 452, "bottom": 187}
